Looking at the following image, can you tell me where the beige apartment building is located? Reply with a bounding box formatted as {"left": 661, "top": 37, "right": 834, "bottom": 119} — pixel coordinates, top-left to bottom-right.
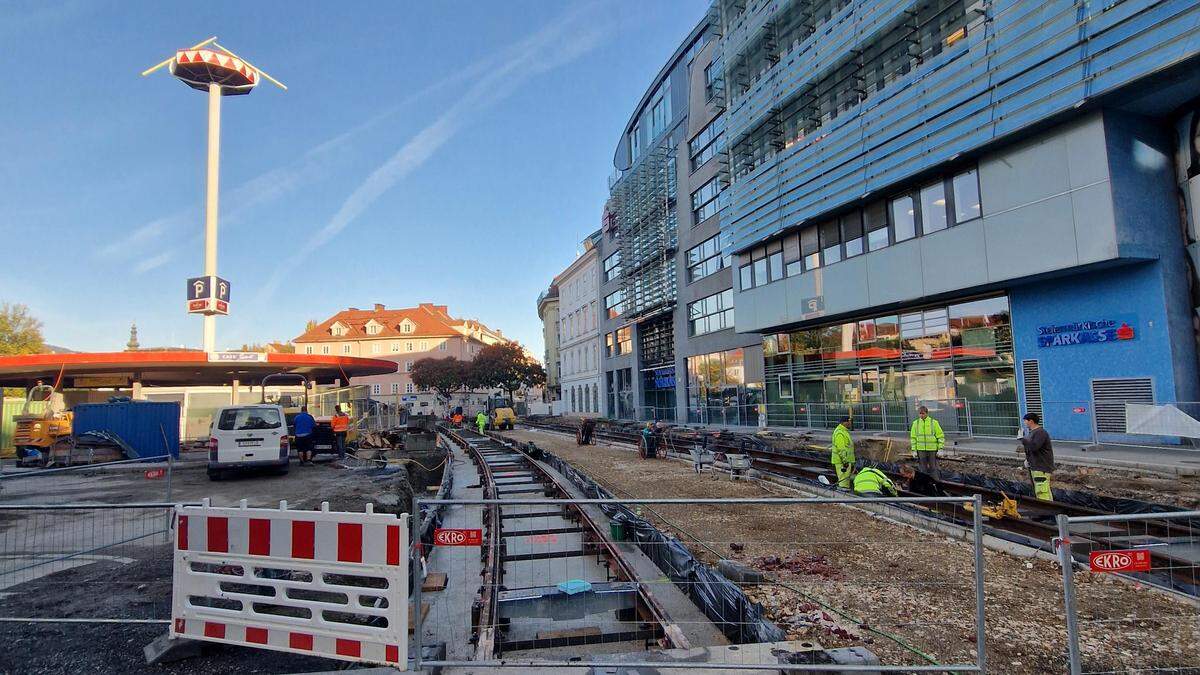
{"left": 293, "top": 303, "right": 509, "bottom": 411}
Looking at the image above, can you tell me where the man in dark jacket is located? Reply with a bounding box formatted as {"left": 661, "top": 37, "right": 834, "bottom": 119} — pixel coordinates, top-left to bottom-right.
{"left": 1018, "top": 413, "right": 1055, "bottom": 501}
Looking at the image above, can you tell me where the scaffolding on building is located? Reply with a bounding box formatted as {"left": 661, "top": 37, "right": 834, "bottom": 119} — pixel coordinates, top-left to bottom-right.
{"left": 609, "top": 138, "right": 678, "bottom": 324}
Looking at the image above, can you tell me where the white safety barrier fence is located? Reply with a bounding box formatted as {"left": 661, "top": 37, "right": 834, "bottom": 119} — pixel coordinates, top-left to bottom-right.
{"left": 172, "top": 499, "right": 408, "bottom": 665}
{"left": 1056, "top": 510, "right": 1200, "bottom": 674}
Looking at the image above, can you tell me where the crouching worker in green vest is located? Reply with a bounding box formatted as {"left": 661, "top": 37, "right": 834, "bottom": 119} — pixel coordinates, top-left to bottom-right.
{"left": 853, "top": 465, "right": 900, "bottom": 497}
{"left": 830, "top": 415, "right": 855, "bottom": 489}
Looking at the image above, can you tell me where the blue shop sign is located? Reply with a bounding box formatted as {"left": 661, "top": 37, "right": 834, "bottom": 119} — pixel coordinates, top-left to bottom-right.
{"left": 648, "top": 367, "right": 676, "bottom": 390}
{"left": 1037, "top": 316, "right": 1137, "bottom": 349}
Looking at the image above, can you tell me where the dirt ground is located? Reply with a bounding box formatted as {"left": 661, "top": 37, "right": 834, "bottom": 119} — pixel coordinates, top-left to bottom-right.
{"left": 0, "top": 451, "right": 444, "bottom": 673}
{"left": 503, "top": 428, "right": 1200, "bottom": 674}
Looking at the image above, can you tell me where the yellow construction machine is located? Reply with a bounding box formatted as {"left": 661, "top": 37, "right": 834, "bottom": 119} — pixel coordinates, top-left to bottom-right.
{"left": 12, "top": 384, "right": 73, "bottom": 466}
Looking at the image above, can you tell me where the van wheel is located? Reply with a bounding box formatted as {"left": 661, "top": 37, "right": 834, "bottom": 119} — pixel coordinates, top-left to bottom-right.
{"left": 207, "top": 469, "right": 223, "bottom": 481}
{"left": 275, "top": 465, "right": 290, "bottom": 476}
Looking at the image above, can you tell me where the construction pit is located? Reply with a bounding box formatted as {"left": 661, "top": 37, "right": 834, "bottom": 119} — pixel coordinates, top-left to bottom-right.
{"left": 499, "top": 427, "right": 1200, "bottom": 674}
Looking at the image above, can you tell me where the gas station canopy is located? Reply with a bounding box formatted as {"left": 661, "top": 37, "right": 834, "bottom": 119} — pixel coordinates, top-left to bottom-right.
{"left": 0, "top": 352, "right": 397, "bottom": 389}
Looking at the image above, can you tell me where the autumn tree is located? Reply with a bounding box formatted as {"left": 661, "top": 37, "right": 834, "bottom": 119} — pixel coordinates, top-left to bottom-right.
{"left": 1, "top": 303, "right": 46, "bottom": 396}
{"left": 410, "top": 357, "right": 467, "bottom": 404}
{"left": 470, "top": 342, "right": 546, "bottom": 401}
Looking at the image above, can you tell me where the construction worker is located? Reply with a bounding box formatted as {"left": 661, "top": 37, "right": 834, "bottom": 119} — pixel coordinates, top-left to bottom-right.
{"left": 853, "top": 465, "right": 900, "bottom": 497}
{"left": 640, "top": 422, "right": 656, "bottom": 456}
{"left": 1018, "top": 412, "right": 1055, "bottom": 501}
{"left": 475, "top": 410, "right": 488, "bottom": 434}
{"left": 330, "top": 404, "right": 351, "bottom": 460}
{"left": 830, "top": 415, "right": 855, "bottom": 489}
{"left": 293, "top": 406, "right": 316, "bottom": 465}
{"left": 909, "top": 406, "right": 946, "bottom": 479}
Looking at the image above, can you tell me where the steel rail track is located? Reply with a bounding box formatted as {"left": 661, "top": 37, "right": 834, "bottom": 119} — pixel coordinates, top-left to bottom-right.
{"left": 438, "top": 425, "right": 688, "bottom": 658}
{"left": 520, "top": 418, "right": 1200, "bottom": 596}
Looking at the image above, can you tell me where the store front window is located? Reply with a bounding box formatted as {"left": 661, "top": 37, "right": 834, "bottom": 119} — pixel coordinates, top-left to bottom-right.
{"left": 686, "top": 348, "right": 763, "bottom": 426}
{"left": 762, "top": 295, "right": 1017, "bottom": 436}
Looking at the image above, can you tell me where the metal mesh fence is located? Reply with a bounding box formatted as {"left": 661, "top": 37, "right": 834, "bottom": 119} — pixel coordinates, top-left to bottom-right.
{"left": 413, "top": 496, "right": 985, "bottom": 671}
{"left": 1057, "top": 511, "right": 1200, "bottom": 674}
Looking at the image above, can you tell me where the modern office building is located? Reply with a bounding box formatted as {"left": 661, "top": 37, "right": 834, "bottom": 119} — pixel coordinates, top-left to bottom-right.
{"left": 711, "top": 0, "right": 1200, "bottom": 439}
{"left": 555, "top": 231, "right": 603, "bottom": 417}
{"left": 598, "top": 19, "right": 764, "bottom": 425}
{"left": 537, "top": 286, "right": 561, "bottom": 403}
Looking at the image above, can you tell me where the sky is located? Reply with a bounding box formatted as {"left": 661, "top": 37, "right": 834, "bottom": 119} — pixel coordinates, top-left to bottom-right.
{"left": 0, "top": 0, "right": 709, "bottom": 357}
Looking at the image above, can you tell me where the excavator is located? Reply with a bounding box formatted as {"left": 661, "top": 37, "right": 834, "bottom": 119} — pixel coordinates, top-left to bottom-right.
{"left": 12, "top": 382, "right": 73, "bottom": 467}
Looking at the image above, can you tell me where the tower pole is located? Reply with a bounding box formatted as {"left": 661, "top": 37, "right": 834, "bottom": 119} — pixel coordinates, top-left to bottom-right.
{"left": 203, "top": 82, "right": 222, "bottom": 352}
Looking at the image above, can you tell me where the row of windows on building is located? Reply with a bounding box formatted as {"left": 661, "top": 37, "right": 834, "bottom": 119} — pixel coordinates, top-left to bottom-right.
{"left": 739, "top": 167, "right": 981, "bottom": 291}
{"left": 686, "top": 232, "right": 731, "bottom": 283}
{"left": 563, "top": 342, "right": 599, "bottom": 377}
{"left": 567, "top": 383, "right": 601, "bottom": 414}
{"left": 688, "top": 288, "right": 735, "bottom": 337}
{"left": 303, "top": 340, "right": 450, "bottom": 355}
{"left": 603, "top": 251, "right": 622, "bottom": 283}
{"left": 560, "top": 302, "right": 598, "bottom": 343}
{"left": 333, "top": 320, "right": 417, "bottom": 337}
{"left": 370, "top": 382, "right": 418, "bottom": 395}
{"left": 728, "top": 0, "right": 980, "bottom": 177}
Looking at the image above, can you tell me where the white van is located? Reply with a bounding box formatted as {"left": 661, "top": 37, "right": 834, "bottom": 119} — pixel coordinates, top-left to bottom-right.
{"left": 208, "top": 404, "right": 290, "bottom": 480}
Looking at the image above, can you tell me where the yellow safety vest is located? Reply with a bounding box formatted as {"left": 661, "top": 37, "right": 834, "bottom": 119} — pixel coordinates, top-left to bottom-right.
{"left": 910, "top": 417, "right": 945, "bottom": 453}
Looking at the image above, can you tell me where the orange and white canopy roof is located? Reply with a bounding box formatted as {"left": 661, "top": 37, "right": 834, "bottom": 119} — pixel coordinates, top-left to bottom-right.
{"left": 170, "top": 48, "right": 258, "bottom": 94}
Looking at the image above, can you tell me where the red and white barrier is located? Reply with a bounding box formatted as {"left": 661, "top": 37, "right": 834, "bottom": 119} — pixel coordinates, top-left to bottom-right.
{"left": 172, "top": 499, "right": 408, "bottom": 665}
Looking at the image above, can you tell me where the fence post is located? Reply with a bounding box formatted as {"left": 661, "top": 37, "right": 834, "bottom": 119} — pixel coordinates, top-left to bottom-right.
{"left": 881, "top": 400, "right": 888, "bottom": 433}
{"left": 1056, "top": 513, "right": 1083, "bottom": 675}
{"left": 965, "top": 400, "right": 975, "bottom": 438}
{"left": 972, "top": 493, "right": 987, "bottom": 674}
{"left": 411, "top": 495, "right": 423, "bottom": 670}
{"left": 165, "top": 452, "right": 174, "bottom": 503}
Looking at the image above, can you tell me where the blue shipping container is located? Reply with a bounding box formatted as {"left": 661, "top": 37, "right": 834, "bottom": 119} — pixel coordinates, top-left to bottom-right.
{"left": 72, "top": 401, "right": 180, "bottom": 459}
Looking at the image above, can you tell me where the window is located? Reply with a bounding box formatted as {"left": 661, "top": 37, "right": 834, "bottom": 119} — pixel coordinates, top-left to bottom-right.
{"left": 218, "top": 408, "right": 281, "bottom": 431}
{"left": 438, "top": 341, "right": 447, "bottom": 351}
{"left": 841, "top": 212, "right": 864, "bottom": 258}
{"left": 691, "top": 177, "right": 722, "bottom": 223}
{"left": 891, "top": 195, "right": 916, "bottom": 242}
{"left": 739, "top": 264, "right": 753, "bottom": 290}
{"left": 366, "top": 322, "right": 381, "bottom": 335}
{"left": 616, "top": 326, "right": 632, "bottom": 355}
{"left": 778, "top": 374, "right": 793, "bottom": 399}
{"left": 952, "top": 169, "right": 981, "bottom": 223}
{"left": 704, "top": 62, "right": 717, "bottom": 100}
{"left": 768, "top": 250, "right": 783, "bottom": 281}
{"left": 920, "top": 182, "right": 948, "bottom": 234}
{"left": 800, "top": 225, "right": 820, "bottom": 271}
{"left": 786, "top": 260, "right": 802, "bottom": 276}
{"left": 686, "top": 233, "right": 729, "bottom": 282}
{"left": 404, "top": 360, "right": 413, "bottom": 372}
{"left": 405, "top": 383, "right": 414, "bottom": 394}
{"left": 650, "top": 96, "right": 669, "bottom": 138}
{"left": 304, "top": 345, "right": 313, "bottom": 354}
{"left": 406, "top": 341, "right": 414, "bottom": 352}
{"left": 603, "top": 252, "right": 622, "bottom": 282}
{"left": 371, "top": 343, "right": 381, "bottom": 354}
{"left": 342, "top": 344, "right": 351, "bottom": 355}
{"left": 604, "top": 290, "right": 625, "bottom": 319}
{"left": 689, "top": 118, "right": 725, "bottom": 170}
{"left": 321, "top": 345, "right": 330, "bottom": 355}
{"left": 865, "top": 200, "right": 890, "bottom": 251}
{"left": 820, "top": 220, "right": 841, "bottom": 265}
{"left": 630, "top": 123, "right": 641, "bottom": 161}
{"left": 371, "top": 384, "right": 381, "bottom": 395}
{"left": 420, "top": 340, "right": 427, "bottom": 351}
{"left": 391, "top": 383, "right": 399, "bottom": 395}
{"left": 688, "top": 288, "right": 735, "bottom": 336}
{"left": 391, "top": 341, "right": 400, "bottom": 353}
{"left": 605, "top": 332, "right": 614, "bottom": 357}
{"left": 399, "top": 320, "right": 414, "bottom": 333}
{"left": 331, "top": 324, "right": 346, "bottom": 337}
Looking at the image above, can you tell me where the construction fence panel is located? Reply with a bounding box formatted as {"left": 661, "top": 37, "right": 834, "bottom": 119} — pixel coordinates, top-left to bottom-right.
{"left": 0, "top": 503, "right": 182, "bottom": 622}
{"left": 172, "top": 499, "right": 408, "bottom": 666}
{"left": 1056, "top": 510, "right": 1200, "bottom": 675}
{"left": 0, "top": 454, "right": 179, "bottom": 506}
{"left": 413, "top": 495, "right": 987, "bottom": 672}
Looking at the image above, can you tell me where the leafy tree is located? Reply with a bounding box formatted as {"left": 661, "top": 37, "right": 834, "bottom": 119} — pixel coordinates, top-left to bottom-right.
{"left": 1, "top": 303, "right": 46, "bottom": 397}
{"left": 410, "top": 357, "right": 467, "bottom": 404}
{"left": 0, "top": 303, "right": 45, "bottom": 355}
{"left": 239, "top": 341, "right": 296, "bottom": 353}
{"left": 305, "top": 319, "right": 319, "bottom": 333}
{"left": 470, "top": 342, "right": 546, "bottom": 400}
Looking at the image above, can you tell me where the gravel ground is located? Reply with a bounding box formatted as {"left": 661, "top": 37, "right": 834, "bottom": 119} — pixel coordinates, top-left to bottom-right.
{"left": 503, "top": 428, "right": 1200, "bottom": 674}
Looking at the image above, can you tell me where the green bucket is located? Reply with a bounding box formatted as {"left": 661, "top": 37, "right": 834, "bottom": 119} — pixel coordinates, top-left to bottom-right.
{"left": 609, "top": 520, "right": 626, "bottom": 542}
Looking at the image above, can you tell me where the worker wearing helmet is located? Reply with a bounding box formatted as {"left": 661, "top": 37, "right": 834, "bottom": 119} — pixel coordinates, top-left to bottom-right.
{"left": 830, "top": 415, "right": 855, "bottom": 489}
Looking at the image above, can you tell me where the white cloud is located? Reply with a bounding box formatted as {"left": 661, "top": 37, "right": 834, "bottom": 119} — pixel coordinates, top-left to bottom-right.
{"left": 133, "top": 251, "right": 172, "bottom": 274}
{"left": 257, "top": 2, "right": 610, "bottom": 301}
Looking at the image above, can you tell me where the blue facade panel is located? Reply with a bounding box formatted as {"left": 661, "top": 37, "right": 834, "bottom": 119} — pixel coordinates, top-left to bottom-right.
{"left": 722, "top": 0, "right": 1200, "bottom": 252}
{"left": 72, "top": 401, "right": 181, "bottom": 459}
{"left": 1009, "top": 263, "right": 1176, "bottom": 441}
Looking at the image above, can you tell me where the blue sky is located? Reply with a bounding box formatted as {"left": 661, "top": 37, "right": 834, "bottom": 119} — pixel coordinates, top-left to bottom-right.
{"left": 0, "top": 0, "right": 708, "bottom": 356}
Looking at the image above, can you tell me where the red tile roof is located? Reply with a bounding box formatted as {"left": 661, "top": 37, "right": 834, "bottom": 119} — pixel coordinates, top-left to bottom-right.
{"left": 293, "top": 303, "right": 508, "bottom": 344}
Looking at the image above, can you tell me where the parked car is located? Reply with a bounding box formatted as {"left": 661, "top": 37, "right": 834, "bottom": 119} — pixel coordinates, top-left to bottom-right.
{"left": 208, "top": 404, "right": 290, "bottom": 480}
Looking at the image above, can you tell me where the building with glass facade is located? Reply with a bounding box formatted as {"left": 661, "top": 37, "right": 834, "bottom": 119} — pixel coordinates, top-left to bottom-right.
{"left": 714, "top": 0, "right": 1200, "bottom": 439}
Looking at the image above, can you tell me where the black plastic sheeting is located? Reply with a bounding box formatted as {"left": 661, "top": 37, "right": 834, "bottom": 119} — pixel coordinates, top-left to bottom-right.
{"left": 540, "top": 450, "right": 787, "bottom": 645}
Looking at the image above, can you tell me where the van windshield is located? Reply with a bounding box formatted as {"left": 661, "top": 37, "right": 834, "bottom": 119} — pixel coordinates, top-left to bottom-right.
{"left": 218, "top": 408, "right": 282, "bottom": 431}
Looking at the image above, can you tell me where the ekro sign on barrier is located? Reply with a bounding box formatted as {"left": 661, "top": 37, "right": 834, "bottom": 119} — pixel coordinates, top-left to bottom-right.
{"left": 1089, "top": 549, "right": 1151, "bottom": 573}
{"left": 171, "top": 500, "right": 408, "bottom": 665}
{"left": 433, "top": 528, "right": 482, "bottom": 546}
